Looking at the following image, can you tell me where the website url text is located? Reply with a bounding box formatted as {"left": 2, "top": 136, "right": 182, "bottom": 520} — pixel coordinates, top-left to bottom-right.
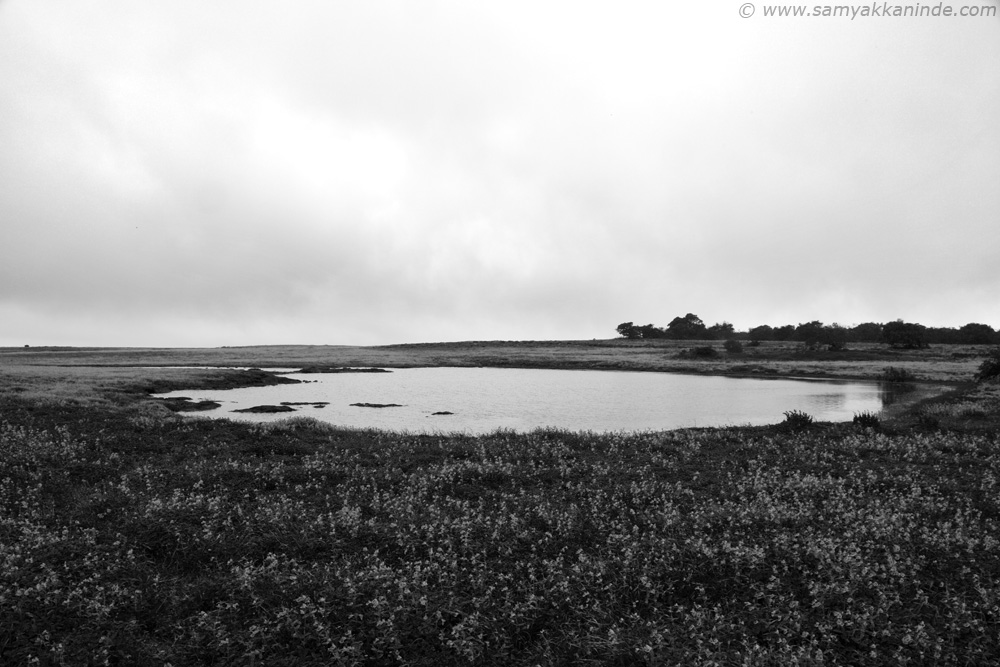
{"left": 741, "top": 2, "right": 998, "bottom": 18}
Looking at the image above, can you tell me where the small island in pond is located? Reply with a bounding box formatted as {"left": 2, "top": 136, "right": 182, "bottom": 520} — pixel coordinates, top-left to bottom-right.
{"left": 233, "top": 404, "right": 296, "bottom": 413}
{"left": 295, "top": 366, "right": 392, "bottom": 374}
{"left": 350, "top": 402, "right": 403, "bottom": 408}
{"left": 159, "top": 397, "right": 222, "bottom": 412}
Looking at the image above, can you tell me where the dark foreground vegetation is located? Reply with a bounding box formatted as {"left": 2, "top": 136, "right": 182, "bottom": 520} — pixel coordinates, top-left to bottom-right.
{"left": 2, "top": 365, "right": 1000, "bottom": 665}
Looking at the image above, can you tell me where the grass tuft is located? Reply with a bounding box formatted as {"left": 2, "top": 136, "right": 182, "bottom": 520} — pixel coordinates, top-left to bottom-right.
{"left": 852, "top": 410, "right": 881, "bottom": 429}
{"left": 781, "top": 409, "right": 814, "bottom": 430}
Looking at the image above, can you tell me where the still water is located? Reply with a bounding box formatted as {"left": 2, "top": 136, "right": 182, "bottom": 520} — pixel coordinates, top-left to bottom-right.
{"left": 154, "top": 367, "right": 888, "bottom": 434}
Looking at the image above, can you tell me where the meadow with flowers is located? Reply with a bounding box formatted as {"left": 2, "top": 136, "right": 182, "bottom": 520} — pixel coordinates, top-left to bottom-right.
{"left": 1, "top": 346, "right": 999, "bottom": 665}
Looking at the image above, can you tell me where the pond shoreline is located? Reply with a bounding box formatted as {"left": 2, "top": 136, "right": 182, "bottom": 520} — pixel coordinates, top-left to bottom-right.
{"left": 148, "top": 366, "right": 952, "bottom": 433}
{"left": 0, "top": 340, "right": 984, "bottom": 429}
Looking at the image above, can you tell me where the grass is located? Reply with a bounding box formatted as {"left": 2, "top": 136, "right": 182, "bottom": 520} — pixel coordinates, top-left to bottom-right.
{"left": 2, "top": 338, "right": 991, "bottom": 382}
{"left": 880, "top": 366, "right": 919, "bottom": 383}
{"left": 1, "top": 343, "right": 999, "bottom": 664}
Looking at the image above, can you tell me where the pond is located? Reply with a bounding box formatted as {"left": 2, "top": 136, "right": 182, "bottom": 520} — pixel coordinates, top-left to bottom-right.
{"left": 153, "top": 367, "right": 891, "bottom": 434}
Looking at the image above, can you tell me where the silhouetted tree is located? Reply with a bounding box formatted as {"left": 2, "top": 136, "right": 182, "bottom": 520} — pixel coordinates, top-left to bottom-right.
{"left": 795, "top": 321, "right": 825, "bottom": 347}
{"left": 883, "top": 320, "right": 928, "bottom": 349}
{"left": 616, "top": 322, "right": 641, "bottom": 339}
{"left": 617, "top": 316, "right": 992, "bottom": 347}
{"left": 637, "top": 324, "right": 666, "bottom": 339}
{"left": 926, "top": 327, "right": 961, "bottom": 344}
{"left": 773, "top": 325, "right": 796, "bottom": 341}
{"left": 849, "top": 322, "right": 883, "bottom": 343}
{"left": 959, "top": 323, "right": 998, "bottom": 345}
{"left": 748, "top": 325, "right": 774, "bottom": 342}
{"left": 821, "top": 324, "right": 849, "bottom": 351}
{"left": 666, "top": 313, "right": 708, "bottom": 340}
{"left": 707, "top": 322, "right": 735, "bottom": 340}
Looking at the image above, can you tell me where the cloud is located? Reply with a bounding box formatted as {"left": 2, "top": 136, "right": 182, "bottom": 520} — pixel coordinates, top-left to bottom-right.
{"left": 1, "top": 1, "right": 998, "bottom": 346}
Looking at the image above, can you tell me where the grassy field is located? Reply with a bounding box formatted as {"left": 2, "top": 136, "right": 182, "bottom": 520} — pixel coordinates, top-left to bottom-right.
{"left": 1, "top": 342, "right": 998, "bottom": 665}
{"left": 2, "top": 338, "right": 990, "bottom": 381}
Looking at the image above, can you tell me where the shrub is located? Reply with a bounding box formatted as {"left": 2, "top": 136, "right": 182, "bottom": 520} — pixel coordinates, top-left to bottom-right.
{"left": 723, "top": 339, "right": 743, "bottom": 354}
{"left": 782, "top": 409, "right": 814, "bottom": 429}
{"left": 920, "top": 402, "right": 989, "bottom": 420}
{"left": 915, "top": 408, "right": 940, "bottom": 430}
{"left": 853, "top": 411, "right": 881, "bottom": 429}
{"left": 976, "top": 347, "right": 1000, "bottom": 382}
{"left": 880, "top": 367, "right": 917, "bottom": 383}
{"left": 690, "top": 346, "right": 719, "bottom": 359}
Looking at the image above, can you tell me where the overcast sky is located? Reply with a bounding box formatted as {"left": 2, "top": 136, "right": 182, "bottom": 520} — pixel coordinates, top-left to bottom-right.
{"left": 1, "top": 1, "right": 998, "bottom": 346}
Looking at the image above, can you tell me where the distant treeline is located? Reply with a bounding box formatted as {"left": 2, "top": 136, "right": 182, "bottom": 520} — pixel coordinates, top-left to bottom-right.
{"left": 616, "top": 314, "right": 1000, "bottom": 349}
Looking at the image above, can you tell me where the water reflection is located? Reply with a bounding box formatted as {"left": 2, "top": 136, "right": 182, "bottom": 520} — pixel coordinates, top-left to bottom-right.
{"left": 806, "top": 393, "right": 849, "bottom": 412}
{"left": 878, "top": 381, "right": 918, "bottom": 407}
{"left": 155, "top": 368, "right": 888, "bottom": 434}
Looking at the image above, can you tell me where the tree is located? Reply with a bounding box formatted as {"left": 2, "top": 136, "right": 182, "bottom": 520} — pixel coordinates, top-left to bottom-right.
{"left": 666, "top": 313, "right": 708, "bottom": 340}
{"left": 882, "top": 320, "right": 928, "bottom": 349}
{"left": 772, "top": 325, "right": 796, "bottom": 341}
{"left": 959, "top": 323, "right": 998, "bottom": 345}
{"left": 707, "top": 322, "right": 735, "bottom": 340}
{"left": 849, "top": 322, "right": 883, "bottom": 343}
{"left": 926, "top": 327, "right": 961, "bottom": 345}
{"left": 637, "top": 324, "right": 666, "bottom": 339}
{"left": 748, "top": 325, "right": 774, "bottom": 342}
{"left": 820, "top": 324, "right": 848, "bottom": 351}
{"left": 616, "top": 322, "right": 641, "bottom": 339}
{"left": 794, "top": 321, "right": 825, "bottom": 347}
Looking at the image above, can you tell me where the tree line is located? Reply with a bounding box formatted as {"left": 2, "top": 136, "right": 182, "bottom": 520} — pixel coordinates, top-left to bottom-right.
{"left": 616, "top": 314, "right": 1000, "bottom": 349}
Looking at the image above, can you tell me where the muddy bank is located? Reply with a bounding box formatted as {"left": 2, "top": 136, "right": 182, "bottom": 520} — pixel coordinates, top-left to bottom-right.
{"left": 159, "top": 397, "right": 222, "bottom": 412}
{"left": 139, "top": 368, "right": 301, "bottom": 396}
{"left": 878, "top": 382, "right": 963, "bottom": 422}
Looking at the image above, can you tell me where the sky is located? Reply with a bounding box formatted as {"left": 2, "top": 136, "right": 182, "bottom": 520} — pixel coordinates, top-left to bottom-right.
{"left": 1, "top": 1, "right": 998, "bottom": 347}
